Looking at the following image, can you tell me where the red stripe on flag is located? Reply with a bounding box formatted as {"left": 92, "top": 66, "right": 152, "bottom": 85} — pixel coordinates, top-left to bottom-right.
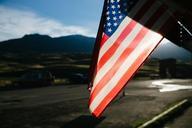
{"left": 90, "top": 2, "right": 168, "bottom": 104}
{"left": 145, "top": 4, "right": 168, "bottom": 28}
{"left": 98, "top": 20, "right": 137, "bottom": 69}
{"left": 97, "top": 0, "right": 163, "bottom": 70}
{"left": 89, "top": 0, "right": 174, "bottom": 118}
{"left": 159, "top": 16, "right": 176, "bottom": 36}
{"left": 134, "top": 0, "right": 155, "bottom": 21}
{"left": 100, "top": 34, "right": 109, "bottom": 48}
{"left": 89, "top": 27, "right": 148, "bottom": 105}
{"left": 91, "top": 38, "right": 162, "bottom": 117}
{"left": 90, "top": 34, "right": 109, "bottom": 87}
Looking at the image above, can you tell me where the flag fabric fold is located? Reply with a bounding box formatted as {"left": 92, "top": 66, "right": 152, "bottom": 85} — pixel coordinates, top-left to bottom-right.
{"left": 89, "top": 0, "right": 176, "bottom": 117}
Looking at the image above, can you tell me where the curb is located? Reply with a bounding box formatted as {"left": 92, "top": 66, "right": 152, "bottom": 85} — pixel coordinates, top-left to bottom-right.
{"left": 138, "top": 99, "right": 190, "bottom": 128}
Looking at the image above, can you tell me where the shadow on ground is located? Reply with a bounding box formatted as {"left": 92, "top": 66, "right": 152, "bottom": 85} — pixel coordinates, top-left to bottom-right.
{"left": 62, "top": 115, "right": 105, "bottom": 128}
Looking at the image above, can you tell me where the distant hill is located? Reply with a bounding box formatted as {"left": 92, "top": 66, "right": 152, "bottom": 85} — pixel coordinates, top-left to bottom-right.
{"left": 150, "top": 41, "right": 192, "bottom": 61}
{"left": 0, "top": 34, "right": 95, "bottom": 53}
{"left": 0, "top": 34, "right": 191, "bottom": 61}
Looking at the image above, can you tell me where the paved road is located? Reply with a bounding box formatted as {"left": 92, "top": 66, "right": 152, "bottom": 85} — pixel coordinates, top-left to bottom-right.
{"left": 0, "top": 84, "right": 89, "bottom": 109}
{"left": 0, "top": 79, "right": 191, "bottom": 128}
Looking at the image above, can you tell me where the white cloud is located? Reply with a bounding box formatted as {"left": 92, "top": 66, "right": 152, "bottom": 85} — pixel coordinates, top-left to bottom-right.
{"left": 0, "top": 6, "right": 94, "bottom": 41}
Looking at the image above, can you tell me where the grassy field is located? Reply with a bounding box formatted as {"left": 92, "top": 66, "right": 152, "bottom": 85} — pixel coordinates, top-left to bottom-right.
{"left": 0, "top": 52, "right": 191, "bottom": 88}
{"left": 0, "top": 53, "right": 91, "bottom": 87}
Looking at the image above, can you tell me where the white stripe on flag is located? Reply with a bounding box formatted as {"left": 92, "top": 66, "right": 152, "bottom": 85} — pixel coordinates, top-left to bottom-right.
{"left": 89, "top": 0, "right": 173, "bottom": 117}
{"left": 98, "top": 17, "right": 131, "bottom": 60}
{"left": 91, "top": 0, "right": 165, "bottom": 93}
{"left": 98, "top": 0, "right": 148, "bottom": 61}
{"left": 129, "top": 0, "right": 148, "bottom": 17}
{"left": 92, "top": 23, "right": 143, "bottom": 91}
{"left": 139, "top": 1, "right": 161, "bottom": 24}
{"left": 153, "top": 10, "right": 170, "bottom": 31}
{"left": 90, "top": 31, "right": 162, "bottom": 112}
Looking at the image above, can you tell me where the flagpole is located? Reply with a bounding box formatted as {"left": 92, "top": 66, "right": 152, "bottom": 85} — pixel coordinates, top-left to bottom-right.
{"left": 177, "top": 21, "right": 192, "bottom": 37}
{"left": 88, "top": 0, "right": 108, "bottom": 91}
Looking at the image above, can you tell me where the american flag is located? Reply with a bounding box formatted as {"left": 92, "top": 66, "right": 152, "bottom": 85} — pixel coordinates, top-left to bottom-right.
{"left": 89, "top": 0, "right": 175, "bottom": 117}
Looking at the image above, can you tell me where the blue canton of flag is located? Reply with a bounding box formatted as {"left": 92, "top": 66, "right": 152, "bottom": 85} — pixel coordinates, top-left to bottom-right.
{"left": 104, "top": 0, "right": 137, "bottom": 36}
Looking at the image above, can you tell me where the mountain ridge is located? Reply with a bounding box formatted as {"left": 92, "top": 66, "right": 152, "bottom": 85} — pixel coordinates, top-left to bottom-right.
{"left": 0, "top": 34, "right": 95, "bottom": 53}
{"left": 0, "top": 34, "right": 191, "bottom": 61}
{"left": 151, "top": 41, "right": 191, "bottom": 61}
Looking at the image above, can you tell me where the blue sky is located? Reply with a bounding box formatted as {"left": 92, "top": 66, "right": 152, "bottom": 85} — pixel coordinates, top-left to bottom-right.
{"left": 0, "top": 0, "right": 104, "bottom": 41}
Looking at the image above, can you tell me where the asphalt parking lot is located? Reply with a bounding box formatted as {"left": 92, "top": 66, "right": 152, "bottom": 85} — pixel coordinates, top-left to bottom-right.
{"left": 0, "top": 79, "right": 191, "bottom": 128}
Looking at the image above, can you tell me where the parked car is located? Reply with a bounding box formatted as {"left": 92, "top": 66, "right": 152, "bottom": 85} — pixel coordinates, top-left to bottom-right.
{"left": 13, "top": 71, "right": 54, "bottom": 87}
{"left": 69, "top": 73, "right": 88, "bottom": 84}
